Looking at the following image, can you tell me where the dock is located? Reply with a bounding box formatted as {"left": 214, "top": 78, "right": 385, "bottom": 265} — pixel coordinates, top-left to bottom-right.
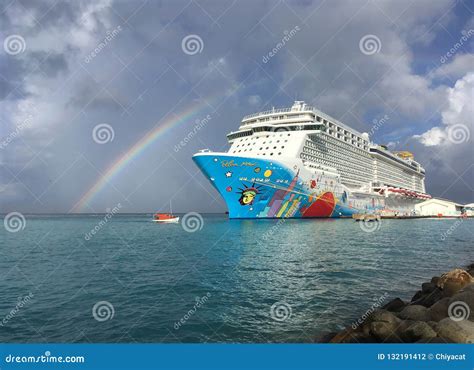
{"left": 352, "top": 214, "right": 381, "bottom": 222}
{"left": 352, "top": 214, "right": 471, "bottom": 220}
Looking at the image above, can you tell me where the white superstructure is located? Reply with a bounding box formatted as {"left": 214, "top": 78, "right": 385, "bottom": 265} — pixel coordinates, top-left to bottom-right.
{"left": 226, "top": 101, "right": 427, "bottom": 198}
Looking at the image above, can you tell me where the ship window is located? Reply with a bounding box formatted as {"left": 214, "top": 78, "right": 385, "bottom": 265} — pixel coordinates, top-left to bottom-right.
{"left": 270, "top": 153, "right": 273, "bottom": 156}
{"left": 278, "top": 152, "right": 281, "bottom": 155}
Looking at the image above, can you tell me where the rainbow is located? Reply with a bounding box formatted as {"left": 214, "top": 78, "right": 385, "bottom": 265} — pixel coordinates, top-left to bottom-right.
{"left": 72, "top": 99, "right": 216, "bottom": 212}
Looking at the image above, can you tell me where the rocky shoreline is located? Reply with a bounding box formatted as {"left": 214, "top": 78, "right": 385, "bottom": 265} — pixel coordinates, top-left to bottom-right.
{"left": 319, "top": 263, "right": 474, "bottom": 343}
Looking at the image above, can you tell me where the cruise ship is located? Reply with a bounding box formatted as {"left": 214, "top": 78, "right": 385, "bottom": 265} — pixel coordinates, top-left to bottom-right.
{"left": 193, "top": 101, "right": 431, "bottom": 219}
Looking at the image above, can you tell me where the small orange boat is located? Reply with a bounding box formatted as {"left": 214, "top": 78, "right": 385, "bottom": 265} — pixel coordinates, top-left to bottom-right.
{"left": 153, "top": 213, "right": 179, "bottom": 223}
{"left": 153, "top": 201, "right": 179, "bottom": 223}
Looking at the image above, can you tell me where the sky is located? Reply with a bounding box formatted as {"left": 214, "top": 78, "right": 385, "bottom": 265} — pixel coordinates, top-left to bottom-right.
{"left": 0, "top": 0, "right": 473, "bottom": 213}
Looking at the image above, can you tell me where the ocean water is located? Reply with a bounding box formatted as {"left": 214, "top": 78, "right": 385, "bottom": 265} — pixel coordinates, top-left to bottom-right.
{"left": 0, "top": 214, "right": 472, "bottom": 343}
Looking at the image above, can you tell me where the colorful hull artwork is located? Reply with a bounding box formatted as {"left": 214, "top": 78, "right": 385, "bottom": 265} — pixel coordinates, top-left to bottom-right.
{"left": 193, "top": 153, "right": 385, "bottom": 219}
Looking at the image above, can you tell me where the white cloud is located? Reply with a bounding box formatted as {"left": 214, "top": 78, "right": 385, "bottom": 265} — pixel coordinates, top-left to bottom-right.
{"left": 431, "top": 54, "right": 474, "bottom": 81}
{"left": 413, "top": 126, "right": 446, "bottom": 146}
{"left": 414, "top": 72, "right": 473, "bottom": 146}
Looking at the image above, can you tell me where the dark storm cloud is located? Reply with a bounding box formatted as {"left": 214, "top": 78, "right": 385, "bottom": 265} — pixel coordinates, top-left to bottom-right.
{"left": 0, "top": 0, "right": 472, "bottom": 212}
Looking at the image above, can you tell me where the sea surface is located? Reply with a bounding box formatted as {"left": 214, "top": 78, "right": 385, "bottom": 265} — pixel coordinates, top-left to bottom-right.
{"left": 0, "top": 214, "right": 472, "bottom": 343}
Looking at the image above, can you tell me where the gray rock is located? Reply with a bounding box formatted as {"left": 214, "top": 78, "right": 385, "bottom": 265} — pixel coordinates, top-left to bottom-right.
{"left": 369, "top": 310, "right": 402, "bottom": 325}
{"left": 370, "top": 321, "right": 402, "bottom": 342}
{"left": 399, "top": 305, "right": 431, "bottom": 321}
{"left": 438, "top": 269, "right": 473, "bottom": 297}
{"left": 422, "top": 282, "right": 436, "bottom": 294}
{"left": 435, "top": 318, "right": 474, "bottom": 343}
{"left": 429, "top": 297, "right": 450, "bottom": 321}
{"left": 316, "top": 332, "right": 338, "bottom": 343}
{"left": 427, "top": 321, "right": 438, "bottom": 330}
{"left": 431, "top": 276, "right": 440, "bottom": 285}
{"left": 403, "top": 321, "right": 437, "bottom": 342}
{"left": 442, "top": 282, "right": 468, "bottom": 298}
{"left": 416, "top": 336, "right": 455, "bottom": 343}
{"left": 382, "top": 298, "right": 406, "bottom": 312}
{"left": 466, "top": 264, "right": 474, "bottom": 277}
{"left": 398, "top": 319, "right": 415, "bottom": 329}
{"left": 411, "top": 290, "right": 423, "bottom": 302}
{"left": 346, "top": 332, "right": 378, "bottom": 343}
{"left": 460, "top": 283, "right": 474, "bottom": 293}
{"left": 411, "top": 288, "right": 443, "bottom": 307}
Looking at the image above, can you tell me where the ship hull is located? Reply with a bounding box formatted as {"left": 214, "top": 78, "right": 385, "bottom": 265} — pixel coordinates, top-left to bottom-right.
{"left": 193, "top": 153, "right": 386, "bottom": 219}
